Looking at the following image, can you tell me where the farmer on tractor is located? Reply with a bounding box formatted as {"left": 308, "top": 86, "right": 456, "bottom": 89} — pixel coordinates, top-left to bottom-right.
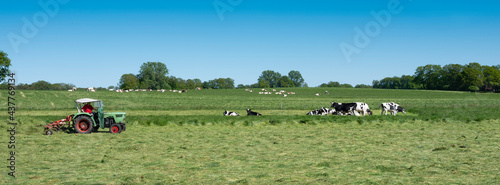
{"left": 82, "top": 102, "right": 95, "bottom": 113}
{"left": 44, "top": 98, "right": 127, "bottom": 135}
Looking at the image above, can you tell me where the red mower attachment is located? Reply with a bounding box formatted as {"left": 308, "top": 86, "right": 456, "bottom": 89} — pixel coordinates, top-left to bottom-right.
{"left": 44, "top": 115, "right": 73, "bottom": 135}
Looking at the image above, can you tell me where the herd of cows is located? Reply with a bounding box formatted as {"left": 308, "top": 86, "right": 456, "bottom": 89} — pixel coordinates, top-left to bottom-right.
{"left": 224, "top": 102, "right": 406, "bottom": 117}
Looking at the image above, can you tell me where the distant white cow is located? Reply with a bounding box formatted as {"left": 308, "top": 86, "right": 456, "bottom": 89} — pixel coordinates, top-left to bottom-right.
{"left": 380, "top": 102, "right": 406, "bottom": 115}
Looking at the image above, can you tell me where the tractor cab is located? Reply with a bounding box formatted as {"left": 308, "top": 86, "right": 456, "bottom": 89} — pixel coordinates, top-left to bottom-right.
{"left": 75, "top": 98, "right": 103, "bottom": 113}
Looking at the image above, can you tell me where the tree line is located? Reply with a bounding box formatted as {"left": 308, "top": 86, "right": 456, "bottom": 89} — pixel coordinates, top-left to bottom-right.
{"left": 118, "top": 62, "right": 236, "bottom": 90}
{"left": 118, "top": 62, "right": 307, "bottom": 90}
{"left": 236, "top": 70, "right": 305, "bottom": 89}
{"left": 373, "top": 63, "right": 500, "bottom": 92}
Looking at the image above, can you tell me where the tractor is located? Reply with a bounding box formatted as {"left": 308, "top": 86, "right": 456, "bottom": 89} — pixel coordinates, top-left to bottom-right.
{"left": 44, "top": 98, "right": 126, "bottom": 135}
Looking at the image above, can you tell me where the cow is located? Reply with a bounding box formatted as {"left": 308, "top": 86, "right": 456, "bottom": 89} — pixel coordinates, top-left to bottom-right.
{"left": 380, "top": 102, "right": 406, "bottom": 115}
{"left": 246, "top": 109, "right": 262, "bottom": 116}
{"left": 223, "top": 111, "right": 240, "bottom": 116}
{"left": 331, "top": 102, "right": 372, "bottom": 116}
{"left": 354, "top": 102, "right": 373, "bottom": 116}
{"left": 307, "top": 107, "right": 336, "bottom": 115}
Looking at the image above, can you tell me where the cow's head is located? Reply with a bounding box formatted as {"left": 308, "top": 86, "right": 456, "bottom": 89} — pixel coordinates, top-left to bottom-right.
{"left": 398, "top": 107, "right": 406, "bottom": 114}
{"left": 246, "top": 109, "right": 251, "bottom": 112}
{"left": 330, "top": 102, "right": 336, "bottom": 108}
{"left": 223, "top": 111, "right": 228, "bottom": 115}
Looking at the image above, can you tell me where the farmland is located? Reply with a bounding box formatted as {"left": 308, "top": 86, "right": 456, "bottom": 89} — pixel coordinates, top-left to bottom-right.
{"left": 1, "top": 88, "right": 500, "bottom": 184}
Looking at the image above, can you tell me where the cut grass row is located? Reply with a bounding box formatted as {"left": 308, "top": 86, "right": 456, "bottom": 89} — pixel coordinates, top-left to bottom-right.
{"left": 2, "top": 121, "right": 499, "bottom": 184}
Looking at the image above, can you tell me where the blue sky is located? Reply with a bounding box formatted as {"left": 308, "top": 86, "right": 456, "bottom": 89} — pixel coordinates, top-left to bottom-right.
{"left": 1, "top": 0, "right": 499, "bottom": 88}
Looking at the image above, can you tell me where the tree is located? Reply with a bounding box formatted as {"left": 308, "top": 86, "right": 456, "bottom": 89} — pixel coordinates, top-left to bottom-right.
{"left": 137, "top": 62, "right": 169, "bottom": 89}
{"left": 203, "top": 78, "right": 235, "bottom": 89}
{"left": 0, "top": 51, "right": 11, "bottom": 83}
{"left": 258, "top": 70, "right": 281, "bottom": 88}
{"left": 258, "top": 80, "right": 270, "bottom": 88}
{"left": 31, "top": 80, "right": 52, "bottom": 90}
{"left": 482, "top": 65, "right": 500, "bottom": 91}
{"left": 413, "top": 64, "right": 443, "bottom": 90}
{"left": 288, "top": 70, "right": 304, "bottom": 87}
{"left": 320, "top": 81, "right": 340, "bottom": 87}
{"left": 278, "top": 76, "right": 295, "bottom": 87}
{"left": 442, "top": 64, "right": 464, "bottom": 90}
{"left": 118, "top": 74, "right": 139, "bottom": 89}
{"left": 355, "top": 84, "right": 372, "bottom": 88}
{"left": 459, "top": 66, "right": 483, "bottom": 91}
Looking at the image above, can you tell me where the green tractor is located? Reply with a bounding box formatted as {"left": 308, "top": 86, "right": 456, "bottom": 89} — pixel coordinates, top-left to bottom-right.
{"left": 72, "top": 98, "right": 126, "bottom": 134}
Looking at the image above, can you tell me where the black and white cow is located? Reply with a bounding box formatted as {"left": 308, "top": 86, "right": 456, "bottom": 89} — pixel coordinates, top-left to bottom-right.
{"left": 246, "top": 109, "right": 262, "bottom": 116}
{"left": 331, "top": 102, "right": 372, "bottom": 116}
{"left": 306, "top": 107, "right": 336, "bottom": 115}
{"left": 380, "top": 102, "right": 406, "bottom": 115}
{"left": 223, "top": 110, "right": 240, "bottom": 116}
{"left": 354, "top": 102, "right": 373, "bottom": 116}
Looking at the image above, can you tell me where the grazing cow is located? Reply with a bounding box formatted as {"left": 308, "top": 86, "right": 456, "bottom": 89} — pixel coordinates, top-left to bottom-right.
{"left": 246, "top": 109, "right": 262, "bottom": 116}
{"left": 380, "top": 102, "right": 406, "bottom": 115}
{"left": 331, "top": 102, "right": 372, "bottom": 116}
{"left": 223, "top": 111, "right": 240, "bottom": 116}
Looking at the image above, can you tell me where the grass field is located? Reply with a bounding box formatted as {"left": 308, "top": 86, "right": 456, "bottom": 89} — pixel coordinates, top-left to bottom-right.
{"left": 1, "top": 88, "right": 499, "bottom": 184}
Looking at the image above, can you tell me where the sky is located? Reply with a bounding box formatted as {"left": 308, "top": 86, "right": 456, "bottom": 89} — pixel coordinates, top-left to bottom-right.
{"left": 1, "top": 0, "right": 499, "bottom": 88}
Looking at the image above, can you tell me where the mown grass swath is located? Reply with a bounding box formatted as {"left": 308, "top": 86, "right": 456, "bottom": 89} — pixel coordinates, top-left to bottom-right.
{"left": 1, "top": 88, "right": 499, "bottom": 184}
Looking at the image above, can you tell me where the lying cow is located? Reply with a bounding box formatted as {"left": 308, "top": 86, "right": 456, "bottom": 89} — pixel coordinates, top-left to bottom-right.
{"left": 331, "top": 102, "right": 372, "bottom": 116}
{"left": 246, "top": 109, "right": 262, "bottom": 116}
{"left": 306, "top": 107, "right": 336, "bottom": 115}
{"left": 380, "top": 102, "right": 406, "bottom": 115}
{"left": 223, "top": 111, "right": 240, "bottom": 116}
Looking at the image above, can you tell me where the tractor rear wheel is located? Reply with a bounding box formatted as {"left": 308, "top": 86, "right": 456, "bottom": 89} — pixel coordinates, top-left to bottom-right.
{"left": 74, "top": 116, "right": 94, "bottom": 134}
{"left": 110, "top": 123, "right": 122, "bottom": 134}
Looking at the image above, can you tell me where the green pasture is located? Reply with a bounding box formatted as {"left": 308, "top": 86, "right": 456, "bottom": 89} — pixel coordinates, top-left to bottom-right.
{"left": 1, "top": 88, "right": 499, "bottom": 184}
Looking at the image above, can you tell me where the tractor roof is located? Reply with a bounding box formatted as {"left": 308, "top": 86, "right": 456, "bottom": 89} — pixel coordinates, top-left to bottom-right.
{"left": 75, "top": 98, "right": 101, "bottom": 104}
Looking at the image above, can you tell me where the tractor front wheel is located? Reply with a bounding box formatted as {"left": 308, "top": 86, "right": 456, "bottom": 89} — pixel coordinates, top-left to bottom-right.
{"left": 110, "top": 123, "right": 122, "bottom": 134}
{"left": 74, "top": 116, "right": 94, "bottom": 134}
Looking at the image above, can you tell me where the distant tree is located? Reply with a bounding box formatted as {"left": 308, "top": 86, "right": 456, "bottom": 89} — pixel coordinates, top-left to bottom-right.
{"left": 372, "top": 80, "right": 380, "bottom": 88}
{"left": 0, "top": 51, "right": 12, "bottom": 83}
{"left": 459, "top": 65, "right": 483, "bottom": 91}
{"left": 278, "top": 76, "right": 295, "bottom": 87}
{"left": 355, "top": 84, "right": 372, "bottom": 88}
{"left": 250, "top": 83, "right": 260, "bottom": 88}
{"left": 413, "top": 64, "right": 443, "bottom": 90}
{"left": 137, "top": 62, "right": 169, "bottom": 89}
{"left": 442, "top": 64, "right": 464, "bottom": 90}
{"left": 482, "top": 65, "right": 500, "bottom": 91}
{"left": 193, "top": 78, "right": 203, "bottom": 89}
{"left": 204, "top": 78, "right": 235, "bottom": 89}
{"left": 320, "top": 81, "right": 340, "bottom": 87}
{"left": 258, "top": 70, "right": 281, "bottom": 88}
{"left": 237, "top": 84, "right": 247, "bottom": 89}
{"left": 108, "top": 86, "right": 115, "bottom": 90}
{"left": 118, "top": 74, "right": 139, "bottom": 90}
{"left": 302, "top": 82, "right": 309, "bottom": 88}
{"left": 288, "top": 70, "right": 304, "bottom": 87}
{"left": 340, "top": 83, "right": 353, "bottom": 88}
{"left": 31, "top": 80, "right": 52, "bottom": 90}
{"left": 258, "top": 80, "right": 270, "bottom": 88}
